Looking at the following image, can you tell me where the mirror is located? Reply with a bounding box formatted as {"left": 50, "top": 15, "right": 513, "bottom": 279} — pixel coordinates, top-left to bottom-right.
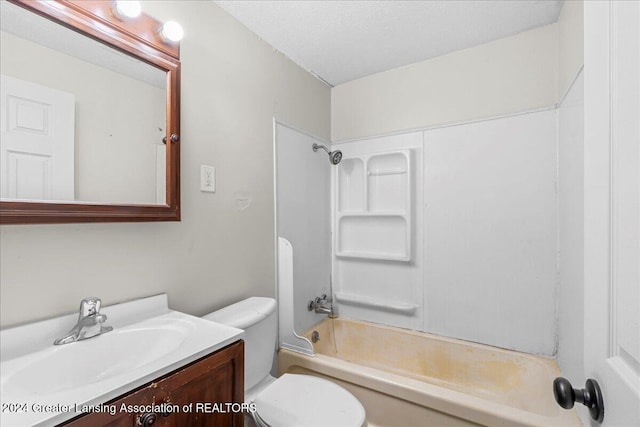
{"left": 0, "top": 0, "right": 181, "bottom": 224}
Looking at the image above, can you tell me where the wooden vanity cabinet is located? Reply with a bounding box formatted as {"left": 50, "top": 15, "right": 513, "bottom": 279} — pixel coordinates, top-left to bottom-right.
{"left": 61, "top": 341, "right": 244, "bottom": 427}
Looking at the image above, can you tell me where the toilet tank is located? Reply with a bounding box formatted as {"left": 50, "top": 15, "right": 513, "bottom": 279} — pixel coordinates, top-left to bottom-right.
{"left": 203, "top": 297, "right": 277, "bottom": 391}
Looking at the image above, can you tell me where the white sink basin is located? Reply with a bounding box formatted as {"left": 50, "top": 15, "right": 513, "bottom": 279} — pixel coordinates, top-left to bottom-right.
{"left": 3, "top": 326, "right": 184, "bottom": 395}
{"left": 0, "top": 294, "right": 244, "bottom": 427}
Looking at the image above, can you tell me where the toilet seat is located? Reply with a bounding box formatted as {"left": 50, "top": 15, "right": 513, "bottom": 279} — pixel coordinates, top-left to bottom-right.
{"left": 252, "top": 374, "right": 365, "bottom": 427}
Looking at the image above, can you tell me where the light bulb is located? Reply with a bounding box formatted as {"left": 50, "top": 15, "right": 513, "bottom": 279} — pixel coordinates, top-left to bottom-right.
{"left": 161, "top": 21, "right": 184, "bottom": 43}
{"left": 112, "top": 1, "right": 141, "bottom": 19}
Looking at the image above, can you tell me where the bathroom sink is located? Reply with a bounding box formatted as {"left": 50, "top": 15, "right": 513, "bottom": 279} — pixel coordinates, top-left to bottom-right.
{"left": 0, "top": 294, "right": 244, "bottom": 427}
{"left": 3, "top": 326, "right": 184, "bottom": 395}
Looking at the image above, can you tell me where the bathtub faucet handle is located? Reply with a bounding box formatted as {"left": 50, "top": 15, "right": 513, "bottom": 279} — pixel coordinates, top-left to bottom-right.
{"left": 308, "top": 294, "right": 337, "bottom": 318}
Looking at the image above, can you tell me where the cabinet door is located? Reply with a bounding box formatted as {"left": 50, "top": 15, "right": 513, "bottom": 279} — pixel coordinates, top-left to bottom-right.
{"left": 62, "top": 341, "right": 244, "bottom": 427}
{"left": 157, "top": 340, "right": 244, "bottom": 427}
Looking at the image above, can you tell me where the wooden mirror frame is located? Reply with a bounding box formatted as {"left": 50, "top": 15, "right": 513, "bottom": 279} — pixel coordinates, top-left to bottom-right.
{"left": 0, "top": 0, "right": 180, "bottom": 224}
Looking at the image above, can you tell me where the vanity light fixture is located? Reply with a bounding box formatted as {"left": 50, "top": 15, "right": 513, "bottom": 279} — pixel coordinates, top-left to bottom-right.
{"left": 110, "top": 1, "right": 183, "bottom": 44}
{"left": 111, "top": 0, "right": 141, "bottom": 20}
{"left": 160, "top": 21, "right": 184, "bottom": 43}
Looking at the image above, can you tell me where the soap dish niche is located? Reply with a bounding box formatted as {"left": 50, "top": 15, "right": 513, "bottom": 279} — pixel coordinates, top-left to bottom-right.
{"left": 335, "top": 150, "right": 412, "bottom": 262}
{"left": 367, "top": 151, "right": 410, "bottom": 213}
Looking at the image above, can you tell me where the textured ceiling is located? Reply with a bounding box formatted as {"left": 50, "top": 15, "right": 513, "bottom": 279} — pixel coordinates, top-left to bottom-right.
{"left": 215, "top": 0, "right": 564, "bottom": 86}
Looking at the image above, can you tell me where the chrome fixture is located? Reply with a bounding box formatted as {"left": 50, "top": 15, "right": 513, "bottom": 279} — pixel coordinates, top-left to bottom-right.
{"left": 311, "top": 331, "right": 320, "bottom": 343}
{"left": 312, "top": 143, "right": 342, "bottom": 165}
{"left": 54, "top": 297, "right": 113, "bottom": 345}
{"left": 307, "top": 294, "right": 338, "bottom": 318}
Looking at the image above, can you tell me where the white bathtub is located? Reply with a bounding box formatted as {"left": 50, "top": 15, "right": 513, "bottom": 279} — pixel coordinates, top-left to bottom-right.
{"left": 278, "top": 318, "right": 580, "bottom": 427}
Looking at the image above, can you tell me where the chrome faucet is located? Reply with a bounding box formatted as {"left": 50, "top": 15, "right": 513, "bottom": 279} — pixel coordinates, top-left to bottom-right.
{"left": 307, "top": 294, "right": 338, "bottom": 318}
{"left": 54, "top": 297, "right": 113, "bottom": 345}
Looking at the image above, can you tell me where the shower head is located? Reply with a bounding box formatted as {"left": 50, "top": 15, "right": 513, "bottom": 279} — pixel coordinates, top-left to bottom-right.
{"left": 329, "top": 150, "right": 342, "bottom": 165}
{"left": 312, "top": 143, "right": 342, "bottom": 165}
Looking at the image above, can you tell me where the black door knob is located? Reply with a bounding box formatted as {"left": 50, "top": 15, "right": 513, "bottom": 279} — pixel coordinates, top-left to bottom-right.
{"left": 553, "top": 377, "right": 604, "bottom": 422}
{"left": 139, "top": 412, "right": 157, "bottom": 427}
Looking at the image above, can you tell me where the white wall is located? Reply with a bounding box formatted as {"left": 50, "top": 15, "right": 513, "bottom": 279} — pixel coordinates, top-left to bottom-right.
{"left": 0, "top": 1, "right": 330, "bottom": 328}
{"left": 556, "top": 9, "right": 587, "bottom": 427}
{"left": 423, "top": 110, "right": 558, "bottom": 355}
{"left": 556, "top": 0, "right": 585, "bottom": 383}
{"left": 331, "top": 111, "right": 558, "bottom": 355}
{"left": 556, "top": 72, "right": 584, "bottom": 385}
{"left": 332, "top": 24, "right": 558, "bottom": 142}
{"left": 275, "top": 123, "right": 331, "bottom": 335}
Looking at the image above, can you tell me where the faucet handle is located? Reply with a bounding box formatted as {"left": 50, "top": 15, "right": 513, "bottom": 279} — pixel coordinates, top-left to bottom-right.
{"left": 79, "top": 297, "right": 102, "bottom": 317}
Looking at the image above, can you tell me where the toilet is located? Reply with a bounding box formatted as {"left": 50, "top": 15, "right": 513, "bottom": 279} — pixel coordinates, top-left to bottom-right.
{"left": 204, "top": 297, "right": 366, "bottom": 427}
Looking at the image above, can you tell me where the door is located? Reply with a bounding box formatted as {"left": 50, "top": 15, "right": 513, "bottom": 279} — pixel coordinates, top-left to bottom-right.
{"left": 584, "top": 1, "right": 640, "bottom": 425}
{"left": 0, "top": 74, "right": 75, "bottom": 201}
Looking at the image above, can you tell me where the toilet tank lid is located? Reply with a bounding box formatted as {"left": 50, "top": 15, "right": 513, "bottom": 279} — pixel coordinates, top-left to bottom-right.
{"left": 203, "top": 297, "right": 276, "bottom": 329}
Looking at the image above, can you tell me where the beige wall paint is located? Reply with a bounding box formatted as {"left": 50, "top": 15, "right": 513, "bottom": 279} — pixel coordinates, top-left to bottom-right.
{"left": 558, "top": 0, "right": 584, "bottom": 99}
{"left": 0, "top": 1, "right": 330, "bottom": 327}
{"left": 331, "top": 24, "right": 559, "bottom": 142}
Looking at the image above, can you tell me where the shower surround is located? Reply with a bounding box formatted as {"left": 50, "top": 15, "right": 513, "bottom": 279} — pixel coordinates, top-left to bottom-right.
{"left": 332, "top": 110, "right": 557, "bottom": 356}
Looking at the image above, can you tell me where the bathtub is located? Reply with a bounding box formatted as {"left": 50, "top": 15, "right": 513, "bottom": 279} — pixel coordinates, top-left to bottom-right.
{"left": 278, "top": 318, "right": 580, "bottom": 427}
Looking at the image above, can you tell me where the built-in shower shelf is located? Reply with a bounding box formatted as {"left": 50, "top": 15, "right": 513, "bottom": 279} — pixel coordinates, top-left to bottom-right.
{"left": 336, "top": 251, "right": 410, "bottom": 262}
{"left": 367, "top": 169, "right": 407, "bottom": 176}
{"left": 338, "top": 212, "right": 407, "bottom": 218}
{"left": 335, "top": 292, "right": 418, "bottom": 315}
{"left": 336, "top": 214, "right": 410, "bottom": 261}
{"left": 336, "top": 150, "right": 412, "bottom": 262}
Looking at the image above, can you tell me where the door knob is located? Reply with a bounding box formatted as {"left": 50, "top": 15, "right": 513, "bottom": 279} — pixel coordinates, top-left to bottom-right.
{"left": 553, "top": 377, "right": 604, "bottom": 422}
{"left": 139, "top": 412, "right": 157, "bottom": 426}
{"left": 162, "top": 134, "right": 180, "bottom": 144}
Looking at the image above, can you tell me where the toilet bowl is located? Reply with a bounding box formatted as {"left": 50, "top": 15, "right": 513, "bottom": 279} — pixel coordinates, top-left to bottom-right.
{"left": 203, "top": 297, "right": 365, "bottom": 427}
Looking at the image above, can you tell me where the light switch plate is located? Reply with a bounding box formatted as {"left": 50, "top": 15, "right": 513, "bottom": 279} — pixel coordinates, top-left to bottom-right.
{"left": 200, "top": 165, "right": 215, "bottom": 192}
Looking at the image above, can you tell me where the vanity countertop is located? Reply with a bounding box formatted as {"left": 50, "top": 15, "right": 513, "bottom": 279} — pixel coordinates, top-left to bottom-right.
{"left": 0, "top": 294, "right": 244, "bottom": 427}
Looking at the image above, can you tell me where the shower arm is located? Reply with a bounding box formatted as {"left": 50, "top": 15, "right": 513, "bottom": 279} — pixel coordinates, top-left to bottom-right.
{"left": 312, "top": 143, "right": 342, "bottom": 165}
{"left": 312, "top": 143, "right": 330, "bottom": 154}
